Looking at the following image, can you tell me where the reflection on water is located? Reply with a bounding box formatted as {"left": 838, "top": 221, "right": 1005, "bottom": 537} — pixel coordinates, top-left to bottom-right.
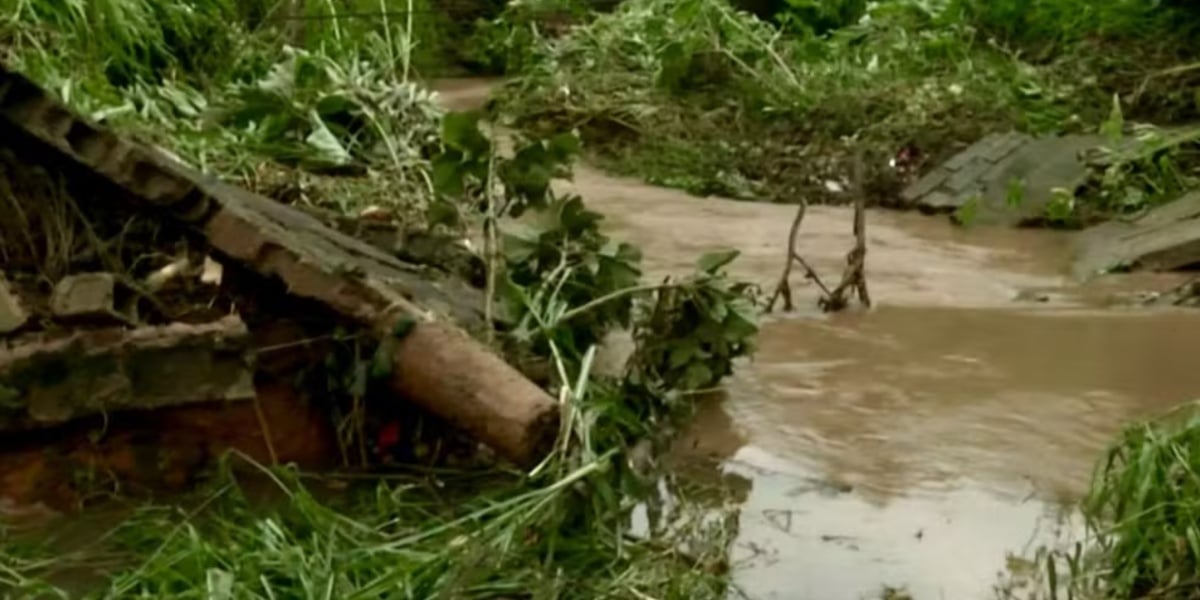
{"left": 671, "top": 305, "right": 1200, "bottom": 599}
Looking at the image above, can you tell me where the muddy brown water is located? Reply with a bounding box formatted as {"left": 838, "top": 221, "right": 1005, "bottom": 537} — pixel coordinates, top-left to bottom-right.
{"left": 431, "top": 79, "right": 1200, "bottom": 599}
{"left": 571, "top": 168, "right": 1200, "bottom": 600}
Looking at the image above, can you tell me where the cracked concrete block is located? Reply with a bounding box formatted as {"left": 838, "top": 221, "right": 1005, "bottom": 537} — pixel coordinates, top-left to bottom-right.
{"left": 0, "top": 315, "right": 256, "bottom": 431}
{"left": 902, "top": 132, "right": 1101, "bottom": 226}
{"left": 1074, "top": 191, "right": 1200, "bottom": 278}
{"left": 50, "top": 272, "right": 117, "bottom": 320}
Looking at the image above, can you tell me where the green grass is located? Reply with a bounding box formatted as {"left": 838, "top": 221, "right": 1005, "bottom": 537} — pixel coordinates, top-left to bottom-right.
{"left": 494, "top": 0, "right": 1200, "bottom": 209}
{"left": 1076, "top": 405, "right": 1200, "bottom": 599}
{"left": 0, "top": 0, "right": 459, "bottom": 220}
{"left": 1, "top": 454, "right": 737, "bottom": 599}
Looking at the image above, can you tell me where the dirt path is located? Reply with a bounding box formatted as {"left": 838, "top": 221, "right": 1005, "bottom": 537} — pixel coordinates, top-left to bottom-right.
{"left": 432, "top": 79, "right": 1200, "bottom": 600}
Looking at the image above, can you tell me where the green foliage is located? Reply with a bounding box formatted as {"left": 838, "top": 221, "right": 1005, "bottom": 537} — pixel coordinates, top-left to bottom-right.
{"left": 497, "top": 0, "right": 1091, "bottom": 204}
{"left": 628, "top": 251, "right": 759, "bottom": 392}
{"left": 1077, "top": 406, "right": 1200, "bottom": 598}
{"left": 775, "top": 0, "right": 868, "bottom": 35}
{"left": 0, "top": 0, "right": 459, "bottom": 220}
{"left": 495, "top": 0, "right": 1200, "bottom": 207}
{"left": 220, "top": 47, "right": 442, "bottom": 173}
{"left": 945, "top": 0, "right": 1195, "bottom": 53}
{"left": 462, "top": 0, "right": 594, "bottom": 74}
{"left": 1051, "top": 104, "right": 1200, "bottom": 224}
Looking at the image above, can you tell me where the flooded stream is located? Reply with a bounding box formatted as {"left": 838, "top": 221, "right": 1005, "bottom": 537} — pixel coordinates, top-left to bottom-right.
{"left": 429, "top": 78, "right": 1200, "bottom": 599}
{"left": 576, "top": 165, "right": 1200, "bottom": 599}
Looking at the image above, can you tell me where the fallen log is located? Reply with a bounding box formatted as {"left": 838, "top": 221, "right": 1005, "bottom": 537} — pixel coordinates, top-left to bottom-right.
{"left": 0, "top": 63, "right": 560, "bottom": 466}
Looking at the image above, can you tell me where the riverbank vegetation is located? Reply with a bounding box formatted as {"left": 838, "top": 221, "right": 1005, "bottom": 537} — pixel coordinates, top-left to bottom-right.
{"left": 0, "top": 0, "right": 756, "bottom": 597}
{"left": 487, "top": 0, "right": 1200, "bottom": 221}
{"left": 1025, "top": 405, "right": 1200, "bottom": 600}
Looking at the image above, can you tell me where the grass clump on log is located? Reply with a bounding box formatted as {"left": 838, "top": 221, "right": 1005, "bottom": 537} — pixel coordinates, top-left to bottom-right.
{"left": 492, "top": 0, "right": 1200, "bottom": 207}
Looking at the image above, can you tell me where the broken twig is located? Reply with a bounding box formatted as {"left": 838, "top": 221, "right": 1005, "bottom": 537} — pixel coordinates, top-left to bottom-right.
{"left": 766, "top": 198, "right": 833, "bottom": 312}
{"left": 822, "top": 149, "right": 871, "bottom": 311}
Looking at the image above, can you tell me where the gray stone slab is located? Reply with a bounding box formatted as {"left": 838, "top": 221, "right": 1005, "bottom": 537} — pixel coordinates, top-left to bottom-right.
{"left": 902, "top": 132, "right": 1102, "bottom": 226}
{"left": 1074, "top": 191, "right": 1200, "bottom": 278}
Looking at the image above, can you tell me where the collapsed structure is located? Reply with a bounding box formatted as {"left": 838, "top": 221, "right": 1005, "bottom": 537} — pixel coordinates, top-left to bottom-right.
{"left": 0, "top": 64, "right": 559, "bottom": 509}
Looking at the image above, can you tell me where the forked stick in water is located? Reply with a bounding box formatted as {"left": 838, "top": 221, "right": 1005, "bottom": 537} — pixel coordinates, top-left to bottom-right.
{"left": 767, "top": 149, "right": 870, "bottom": 313}
{"left": 766, "top": 198, "right": 832, "bottom": 312}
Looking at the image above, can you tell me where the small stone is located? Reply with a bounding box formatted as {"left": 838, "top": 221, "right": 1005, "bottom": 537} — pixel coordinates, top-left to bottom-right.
{"left": 0, "top": 276, "right": 27, "bottom": 334}
{"left": 200, "top": 256, "right": 224, "bottom": 286}
{"left": 50, "top": 273, "right": 117, "bottom": 320}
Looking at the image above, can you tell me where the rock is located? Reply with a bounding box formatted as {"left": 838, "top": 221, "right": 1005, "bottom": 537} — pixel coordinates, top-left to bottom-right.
{"left": 49, "top": 272, "right": 118, "bottom": 321}
{"left": 0, "top": 276, "right": 26, "bottom": 334}
{"left": 0, "top": 315, "right": 255, "bottom": 431}
{"left": 1074, "top": 191, "right": 1200, "bottom": 278}
{"left": 902, "top": 133, "right": 1103, "bottom": 226}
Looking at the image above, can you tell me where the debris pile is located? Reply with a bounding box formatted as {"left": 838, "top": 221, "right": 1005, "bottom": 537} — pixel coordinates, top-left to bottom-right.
{"left": 0, "top": 64, "right": 558, "bottom": 509}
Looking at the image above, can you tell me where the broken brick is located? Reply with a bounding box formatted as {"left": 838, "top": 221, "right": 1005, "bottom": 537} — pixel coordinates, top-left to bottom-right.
{"left": 50, "top": 272, "right": 118, "bottom": 321}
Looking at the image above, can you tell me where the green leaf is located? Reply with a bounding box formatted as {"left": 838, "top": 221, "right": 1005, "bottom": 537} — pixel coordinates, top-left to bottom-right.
{"left": 369, "top": 344, "right": 393, "bottom": 380}
{"left": 668, "top": 340, "right": 698, "bottom": 369}
{"left": 315, "top": 93, "right": 358, "bottom": 119}
{"left": 392, "top": 316, "right": 417, "bottom": 339}
{"left": 681, "top": 363, "right": 713, "bottom": 390}
{"left": 1100, "top": 93, "right": 1125, "bottom": 144}
{"left": 723, "top": 304, "right": 759, "bottom": 341}
{"left": 427, "top": 199, "right": 461, "bottom": 228}
{"left": 697, "top": 249, "right": 740, "bottom": 274}
{"left": 441, "top": 111, "right": 491, "bottom": 157}
{"left": 305, "top": 112, "right": 351, "bottom": 165}
{"left": 432, "top": 152, "right": 466, "bottom": 197}
{"left": 547, "top": 131, "right": 582, "bottom": 164}
{"left": 657, "top": 41, "right": 691, "bottom": 90}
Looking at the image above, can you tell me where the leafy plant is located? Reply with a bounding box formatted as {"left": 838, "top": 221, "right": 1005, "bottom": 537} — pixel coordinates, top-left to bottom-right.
{"left": 628, "top": 250, "right": 759, "bottom": 392}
